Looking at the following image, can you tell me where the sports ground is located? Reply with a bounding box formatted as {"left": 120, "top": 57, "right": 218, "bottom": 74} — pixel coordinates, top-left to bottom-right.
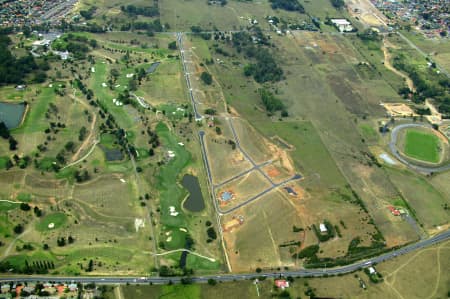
{"left": 403, "top": 129, "right": 441, "bottom": 163}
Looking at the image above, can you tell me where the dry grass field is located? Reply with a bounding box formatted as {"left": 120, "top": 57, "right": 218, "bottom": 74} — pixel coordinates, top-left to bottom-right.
{"left": 189, "top": 29, "right": 421, "bottom": 251}
{"left": 203, "top": 127, "right": 253, "bottom": 184}
{"left": 222, "top": 189, "right": 303, "bottom": 272}
{"left": 112, "top": 240, "right": 450, "bottom": 299}
{"left": 231, "top": 118, "right": 276, "bottom": 164}
{"left": 216, "top": 170, "right": 272, "bottom": 212}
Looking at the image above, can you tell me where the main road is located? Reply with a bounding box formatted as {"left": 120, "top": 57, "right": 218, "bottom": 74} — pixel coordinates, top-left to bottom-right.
{"left": 1, "top": 229, "right": 449, "bottom": 284}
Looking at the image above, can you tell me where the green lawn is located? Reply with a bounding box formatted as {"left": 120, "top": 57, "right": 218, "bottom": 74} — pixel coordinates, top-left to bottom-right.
{"left": 35, "top": 212, "right": 68, "bottom": 232}
{"left": 404, "top": 129, "right": 441, "bottom": 163}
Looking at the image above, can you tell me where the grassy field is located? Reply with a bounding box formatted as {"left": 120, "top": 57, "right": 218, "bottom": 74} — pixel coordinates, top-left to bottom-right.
{"left": 204, "top": 126, "right": 253, "bottom": 184}
{"left": 160, "top": 0, "right": 346, "bottom": 32}
{"left": 399, "top": 30, "right": 450, "bottom": 73}
{"left": 111, "top": 240, "right": 450, "bottom": 299}
{"left": 403, "top": 129, "right": 441, "bottom": 163}
{"left": 387, "top": 168, "right": 449, "bottom": 230}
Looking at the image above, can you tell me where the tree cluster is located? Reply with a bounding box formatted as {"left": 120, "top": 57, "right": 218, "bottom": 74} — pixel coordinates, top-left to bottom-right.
{"left": 330, "top": 0, "right": 345, "bottom": 9}
{"left": 0, "top": 121, "right": 18, "bottom": 151}
{"left": 258, "top": 88, "right": 285, "bottom": 113}
{"left": 232, "top": 31, "right": 283, "bottom": 83}
{"left": 0, "top": 34, "right": 46, "bottom": 85}
{"left": 119, "top": 20, "right": 163, "bottom": 33}
{"left": 200, "top": 72, "right": 213, "bottom": 85}
{"left": 120, "top": 5, "right": 159, "bottom": 17}
{"left": 269, "top": 0, "right": 305, "bottom": 13}
{"left": 80, "top": 6, "right": 97, "bottom": 20}
{"left": 393, "top": 53, "right": 450, "bottom": 117}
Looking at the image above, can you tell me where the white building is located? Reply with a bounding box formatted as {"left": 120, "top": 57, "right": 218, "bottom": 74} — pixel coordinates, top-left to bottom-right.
{"left": 319, "top": 223, "right": 328, "bottom": 233}
{"left": 331, "top": 19, "right": 353, "bottom": 32}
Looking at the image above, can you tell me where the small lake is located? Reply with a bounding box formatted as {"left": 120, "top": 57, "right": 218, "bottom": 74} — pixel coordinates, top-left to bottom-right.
{"left": 146, "top": 62, "right": 160, "bottom": 74}
{"left": 99, "top": 146, "right": 124, "bottom": 161}
{"left": 0, "top": 102, "right": 26, "bottom": 129}
{"left": 182, "top": 174, "right": 205, "bottom": 212}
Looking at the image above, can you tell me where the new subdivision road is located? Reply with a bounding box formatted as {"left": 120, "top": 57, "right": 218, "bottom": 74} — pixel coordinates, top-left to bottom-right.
{"left": 214, "top": 160, "right": 272, "bottom": 189}
{"left": 177, "top": 33, "right": 202, "bottom": 121}
{"left": 389, "top": 123, "right": 450, "bottom": 174}
{"left": 1, "top": 229, "right": 449, "bottom": 284}
{"left": 178, "top": 31, "right": 301, "bottom": 216}
{"left": 198, "top": 129, "right": 301, "bottom": 215}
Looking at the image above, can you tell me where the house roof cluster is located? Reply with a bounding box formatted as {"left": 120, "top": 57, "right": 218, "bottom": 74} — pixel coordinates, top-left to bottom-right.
{"left": 0, "top": 0, "right": 73, "bottom": 27}
{"left": 0, "top": 282, "right": 78, "bottom": 297}
{"left": 372, "top": 0, "right": 449, "bottom": 36}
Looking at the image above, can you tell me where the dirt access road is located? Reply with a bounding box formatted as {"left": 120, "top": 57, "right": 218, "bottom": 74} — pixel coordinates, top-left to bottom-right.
{"left": 382, "top": 39, "right": 416, "bottom": 92}
{"left": 69, "top": 92, "right": 97, "bottom": 163}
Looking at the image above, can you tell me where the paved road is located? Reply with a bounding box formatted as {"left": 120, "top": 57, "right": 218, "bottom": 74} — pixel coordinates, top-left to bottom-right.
{"left": 228, "top": 118, "right": 276, "bottom": 184}
{"left": 1, "top": 229, "right": 448, "bottom": 284}
{"left": 214, "top": 160, "right": 272, "bottom": 188}
{"left": 177, "top": 33, "right": 202, "bottom": 121}
{"left": 389, "top": 123, "right": 450, "bottom": 174}
{"left": 220, "top": 174, "right": 302, "bottom": 214}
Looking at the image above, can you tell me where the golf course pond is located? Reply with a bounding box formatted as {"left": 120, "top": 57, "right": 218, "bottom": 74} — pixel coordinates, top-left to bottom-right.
{"left": 0, "top": 102, "right": 26, "bottom": 129}
{"left": 182, "top": 174, "right": 205, "bottom": 212}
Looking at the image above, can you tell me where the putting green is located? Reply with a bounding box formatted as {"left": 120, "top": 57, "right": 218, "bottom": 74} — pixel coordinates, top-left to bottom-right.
{"left": 36, "top": 212, "right": 68, "bottom": 231}
{"left": 403, "top": 129, "right": 441, "bottom": 163}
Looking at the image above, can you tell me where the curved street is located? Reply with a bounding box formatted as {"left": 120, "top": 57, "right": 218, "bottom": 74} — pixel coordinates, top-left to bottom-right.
{"left": 389, "top": 123, "right": 450, "bottom": 174}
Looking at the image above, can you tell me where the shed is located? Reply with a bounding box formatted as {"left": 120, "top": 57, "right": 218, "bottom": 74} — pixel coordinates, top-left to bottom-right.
{"left": 68, "top": 283, "right": 78, "bottom": 292}
{"left": 319, "top": 223, "right": 328, "bottom": 233}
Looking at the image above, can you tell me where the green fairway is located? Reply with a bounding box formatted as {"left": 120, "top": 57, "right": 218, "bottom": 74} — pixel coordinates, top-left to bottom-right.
{"left": 13, "top": 86, "right": 55, "bottom": 133}
{"left": 0, "top": 201, "right": 19, "bottom": 212}
{"left": 0, "top": 156, "right": 10, "bottom": 169}
{"left": 90, "top": 62, "right": 134, "bottom": 129}
{"left": 404, "top": 129, "right": 441, "bottom": 163}
{"left": 155, "top": 122, "right": 191, "bottom": 249}
{"left": 36, "top": 212, "right": 68, "bottom": 231}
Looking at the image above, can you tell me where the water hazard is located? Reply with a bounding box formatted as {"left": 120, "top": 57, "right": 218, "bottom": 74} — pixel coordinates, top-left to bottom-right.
{"left": 0, "top": 102, "right": 26, "bottom": 129}
{"left": 182, "top": 174, "right": 205, "bottom": 212}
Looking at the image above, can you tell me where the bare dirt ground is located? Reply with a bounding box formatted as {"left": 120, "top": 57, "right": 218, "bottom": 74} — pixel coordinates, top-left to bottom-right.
{"left": 381, "top": 103, "right": 416, "bottom": 117}
{"left": 346, "top": 0, "right": 389, "bottom": 27}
